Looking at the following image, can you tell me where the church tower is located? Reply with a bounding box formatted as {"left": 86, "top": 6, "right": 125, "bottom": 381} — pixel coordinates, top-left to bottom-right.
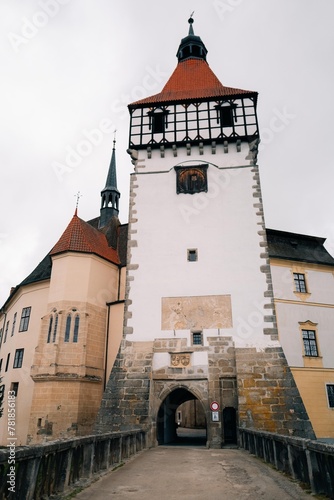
{"left": 96, "top": 18, "right": 314, "bottom": 447}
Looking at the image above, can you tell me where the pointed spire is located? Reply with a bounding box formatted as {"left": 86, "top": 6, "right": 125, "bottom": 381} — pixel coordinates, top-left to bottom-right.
{"left": 99, "top": 134, "right": 121, "bottom": 229}
{"left": 176, "top": 16, "right": 208, "bottom": 62}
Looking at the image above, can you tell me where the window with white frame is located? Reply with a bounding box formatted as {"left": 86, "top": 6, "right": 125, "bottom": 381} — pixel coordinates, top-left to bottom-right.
{"left": 19, "top": 307, "right": 31, "bottom": 332}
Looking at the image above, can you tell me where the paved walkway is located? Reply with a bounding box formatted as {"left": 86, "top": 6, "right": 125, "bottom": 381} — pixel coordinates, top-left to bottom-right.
{"left": 73, "top": 445, "right": 312, "bottom": 499}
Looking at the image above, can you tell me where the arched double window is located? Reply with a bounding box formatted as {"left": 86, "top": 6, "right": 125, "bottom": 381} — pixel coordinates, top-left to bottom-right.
{"left": 64, "top": 312, "right": 80, "bottom": 343}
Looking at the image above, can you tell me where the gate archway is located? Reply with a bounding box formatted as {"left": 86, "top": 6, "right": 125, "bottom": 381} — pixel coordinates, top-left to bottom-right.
{"left": 156, "top": 387, "right": 207, "bottom": 445}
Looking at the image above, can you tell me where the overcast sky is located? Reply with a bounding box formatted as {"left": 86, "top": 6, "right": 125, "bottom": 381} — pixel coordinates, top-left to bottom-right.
{"left": 1, "top": 0, "right": 334, "bottom": 306}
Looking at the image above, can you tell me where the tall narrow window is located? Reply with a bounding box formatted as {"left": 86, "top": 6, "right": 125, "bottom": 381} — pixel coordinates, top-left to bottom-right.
{"left": 0, "top": 328, "right": 3, "bottom": 345}
{"left": 11, "top": 313, "right": 17, "bottom": 337}
{"left": 302, "top": 329, "right": 318, "bottom": 357}
{"left": 5, "top": 353, "right": 10, "bottom": 372}
{"left": 326, "top": 384, "right": 334, "bottom": 408}
{"left": 52, "top": 314, "right": 58, "bottom": 343}
{"left": 73, "top": 315, "right": 80, "bottom": 343}
{"left": 19, "top": 307, "right": 31, "bottom": 332}
{"left": 4, "top": 321, "right": 9, "bottom": 343}
{"left": 294, "top": 273, "right": 307, "bottom": 293}
{"left": 64, "top": 314, "right": 71, "bottom": 342}
{"left": 13, "top": 349, "right": 24, "bottom": 368}
{"left": 10, "top": 382, "right": 19, "bottom": 397}
{"left": 47, "top": 316, "right": 53, "bottom": 343}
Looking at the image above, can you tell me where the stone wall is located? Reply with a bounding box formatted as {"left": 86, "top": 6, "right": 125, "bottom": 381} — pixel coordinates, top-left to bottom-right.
{"left": 236, "top": 347, "right": 315, "bottom": 438}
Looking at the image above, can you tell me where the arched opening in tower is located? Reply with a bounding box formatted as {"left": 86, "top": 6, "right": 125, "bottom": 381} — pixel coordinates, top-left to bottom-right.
{"left": 156, "top": 387, "right": 207, "bottom": 446}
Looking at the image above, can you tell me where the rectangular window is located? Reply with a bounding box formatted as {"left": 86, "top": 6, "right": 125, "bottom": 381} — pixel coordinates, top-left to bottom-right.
{"left": 0, "top": 328, "right": 3, "bottom": 345}
{"left": 19, "top": 307, "right": 31, "bottom": 332}
{"left": 5, "top": 353, "right": 10, "bottom": 372}
{"left": 4, "top": 321, "right": 9, "bottom": 343}
{"left": 10, "top": 382, "right": 19, "bottom": 397}
{"left": 11, "top": 312, "right": 17, "bottom": 337}
{"left": 187, "top": 249, "right": 198, "bottom": 262}
{"left": 327, "top": 384, "right": 334, "bottom": 408}
{"left": 13, "top": 349, "right": 24, "bottom": 369}
{"left": 302, "top": 330, "right": 318, "bottom": 357}
{"left": 0, "top": 358, "right": 2, "bottom": 371}
{"left": 192, "top": 331, "right": 203, "bottom": 346}
{"left": 220, "top": 106, "right": 233, "bottom": 127}
{"left": 294, "top": 273, "right": 307, "bottom": 293}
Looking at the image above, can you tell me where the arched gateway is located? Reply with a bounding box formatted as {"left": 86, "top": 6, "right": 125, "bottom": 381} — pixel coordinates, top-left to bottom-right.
{"left": 156, "top": 387, "right": 207, "bottom": 445}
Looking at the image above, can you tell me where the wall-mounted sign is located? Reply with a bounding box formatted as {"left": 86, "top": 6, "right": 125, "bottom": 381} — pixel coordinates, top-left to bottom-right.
{"left": 210, "top": 401, "right": 220, "bottom": 411}
{"left": 211, "top": 411, "right": 219, "bottom": 422}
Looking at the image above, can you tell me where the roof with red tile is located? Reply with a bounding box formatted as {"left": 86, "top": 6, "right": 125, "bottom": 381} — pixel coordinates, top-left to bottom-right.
{"left": 50, "top": 211, "right": 120, "bottom": 264}
{"left": 130, "top": 59, "right": 256, "bottom": 106}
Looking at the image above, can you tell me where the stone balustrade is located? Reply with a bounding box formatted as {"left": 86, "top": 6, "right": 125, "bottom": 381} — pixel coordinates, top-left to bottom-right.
{"left": 239, "top": 428, "right": 334, "bottom": 498}
{"left": 0, "top": 430, "right": 146, "bottom": 500}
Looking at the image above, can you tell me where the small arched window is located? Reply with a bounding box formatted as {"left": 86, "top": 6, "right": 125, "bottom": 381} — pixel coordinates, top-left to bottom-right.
{"left": 52, "top": 314, "right": 58, "bottom": 343}
{"left": 64, "top": 314, "right": 71, "bottom": 343}
{"left": 73, "top": 315, "right": 80, "bottom": 343}
{"left": 47, "top": 316, "right": 53, "bottom": 343}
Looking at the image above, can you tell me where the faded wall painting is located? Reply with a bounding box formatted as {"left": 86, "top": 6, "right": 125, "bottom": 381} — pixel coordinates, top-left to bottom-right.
{"left": 161, "top": 295, "right": 232, "bottom": 330}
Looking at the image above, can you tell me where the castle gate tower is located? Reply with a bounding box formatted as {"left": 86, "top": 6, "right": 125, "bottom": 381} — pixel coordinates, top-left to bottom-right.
{"left": 96, "top": 18, "right": 314, "bottom": 447}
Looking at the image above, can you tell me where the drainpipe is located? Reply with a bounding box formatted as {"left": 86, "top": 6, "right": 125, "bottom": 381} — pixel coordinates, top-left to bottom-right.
{"left": 104, "top": 298, "right": 125, "bottom": 390}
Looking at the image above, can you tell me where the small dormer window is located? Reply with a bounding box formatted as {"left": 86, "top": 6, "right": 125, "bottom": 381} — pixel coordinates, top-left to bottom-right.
{"left": 148, "top": 109, "right": 169, "bottom": 134}
{"left": 215, "top": 103, "right": 237, "bottom": 128}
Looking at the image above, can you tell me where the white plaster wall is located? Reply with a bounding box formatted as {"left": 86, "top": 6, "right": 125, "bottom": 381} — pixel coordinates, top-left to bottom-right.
{"left": 0, "top": 282, "right": 49, "bottom": 445}
{"left": 127, "top": 143, "right": 276, "bottom": 349}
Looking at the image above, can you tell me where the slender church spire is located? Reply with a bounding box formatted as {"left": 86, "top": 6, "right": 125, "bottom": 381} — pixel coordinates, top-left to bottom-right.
{"left": 99, "top": 136, "right": 120, "bottom": 228}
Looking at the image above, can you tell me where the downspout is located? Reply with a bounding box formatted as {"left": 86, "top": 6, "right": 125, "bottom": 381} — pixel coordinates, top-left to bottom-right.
{"left": 104, "top": 263, "right": 124, "bottom": 389}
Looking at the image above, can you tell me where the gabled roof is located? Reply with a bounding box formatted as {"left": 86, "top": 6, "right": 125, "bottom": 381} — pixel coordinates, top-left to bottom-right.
{"left": 130, "top": 59, "right": 256, "bottom": 107}
{"left": 50, "top": 211, "right": 120, "bottom": 264}
{"left": 266, "top": 229, "right": 334, "bottom": 266}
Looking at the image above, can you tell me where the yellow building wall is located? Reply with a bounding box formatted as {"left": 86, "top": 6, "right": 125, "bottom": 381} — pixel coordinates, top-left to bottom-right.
{"left": 292, "top": 367, "right": 334, "bottom": 438}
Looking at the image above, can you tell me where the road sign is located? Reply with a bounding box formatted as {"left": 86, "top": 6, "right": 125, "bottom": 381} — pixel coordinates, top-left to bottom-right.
{"left": 210, "top": 401, "right": 220, "bottom": 411}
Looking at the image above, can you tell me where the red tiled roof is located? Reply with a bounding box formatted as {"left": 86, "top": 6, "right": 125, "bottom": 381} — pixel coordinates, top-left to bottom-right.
{"left": 50, "top": 212, "right": 120, "bottom": 264}
{"left": 130, "top": 59, "right": 255, "bottom": 106}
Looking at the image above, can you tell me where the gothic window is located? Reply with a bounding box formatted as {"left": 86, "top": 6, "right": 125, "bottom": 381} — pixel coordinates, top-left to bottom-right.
{"left": 19, "top": 307, "right": 31, "bottom": 332}
{"left": 175, "top": 165, "right": 208, "bottom": 194}
{"left": 64, "top": 314, "right": 71, "bottom": 342}
{"left": 47, "top": 313, "right": 58, "bottom": 343}
{"left": 294, "top": 273, "right": 307, "bottom": 293}
{"left": 47, "top": 316, "right": 53, "bottom": 343}
{"left": 73, "top": 315, "right": 80, "bottom": 343}
{"left": 327, "top": 384, "right": 334, "bottom": 408}
{"left": 11, "top": 313, "right": 17, "bottom": 337}
{"left": 13, "top": 349, "right": 24, "bottom": 368}
{"left": 302, "top": 329, "right": 318, "bottom": 357}
{"left": 52, "top": 314, "right": 58, "bottom": 343}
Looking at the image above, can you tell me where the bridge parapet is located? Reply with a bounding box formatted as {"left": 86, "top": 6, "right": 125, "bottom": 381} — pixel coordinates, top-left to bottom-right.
{"left": 0, "top": 430, "right": 147, "bottom": 499}
{"left": 239, "top": 428, "right": 334, "bottom": 498}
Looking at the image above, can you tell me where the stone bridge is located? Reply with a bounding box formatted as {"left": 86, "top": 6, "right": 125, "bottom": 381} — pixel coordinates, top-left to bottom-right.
{"left": 0, "top": 428, "right": 333, "bottom": 499}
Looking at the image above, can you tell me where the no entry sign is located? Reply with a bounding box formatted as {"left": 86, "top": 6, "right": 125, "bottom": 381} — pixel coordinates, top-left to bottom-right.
{"left": 210, "top": 401, "right": 220, "bottom": 411}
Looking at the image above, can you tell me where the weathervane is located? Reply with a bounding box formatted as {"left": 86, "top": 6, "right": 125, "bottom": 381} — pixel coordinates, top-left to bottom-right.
{"left": 75, "top": 191, "right": 82, "bottom": 211}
